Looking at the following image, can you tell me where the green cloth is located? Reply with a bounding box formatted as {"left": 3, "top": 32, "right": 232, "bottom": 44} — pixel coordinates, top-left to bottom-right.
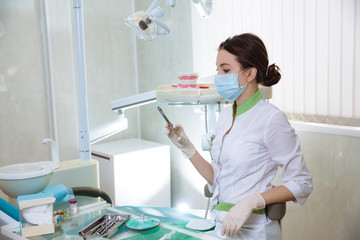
{"left": 214, "top": 202, "right": 266, "bottom": 215}
{"left": 233, "top": 89, "right": 263, "bottom": 116}
{"left": 122, "top": 226, "right": 201, "bottom": 240}
{"left": 115, "top": 206, "right": 213, "bottom": 233}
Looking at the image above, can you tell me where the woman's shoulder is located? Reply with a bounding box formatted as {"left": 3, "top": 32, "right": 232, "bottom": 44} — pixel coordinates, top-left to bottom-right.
{"left": 257, "top": 99, "right": 283, "bottom": 113}
{"left": 256, "top": 99, "right": 289, "bottom": 122}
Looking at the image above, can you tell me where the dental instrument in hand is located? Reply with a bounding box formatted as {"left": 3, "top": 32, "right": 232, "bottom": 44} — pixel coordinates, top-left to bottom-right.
{"left": 156, "top": 104, "right": 180, "bottom": 137}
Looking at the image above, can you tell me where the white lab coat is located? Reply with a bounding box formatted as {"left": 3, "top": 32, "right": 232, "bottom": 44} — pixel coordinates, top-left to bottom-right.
{"left": 208, "top": 98, "right": 313, "bottom": 240}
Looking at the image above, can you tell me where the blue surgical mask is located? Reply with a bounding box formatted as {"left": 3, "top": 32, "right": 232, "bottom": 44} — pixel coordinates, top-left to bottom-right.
{"left": 214, "top": 72, "right": 248, "bottom": 100}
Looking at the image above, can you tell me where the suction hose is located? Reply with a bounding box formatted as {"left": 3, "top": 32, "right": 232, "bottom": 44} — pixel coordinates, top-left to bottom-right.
{"left": 71, "top": 187, "right": 113, "bottom": 205}
{"left": 0, "top": 198, "right": 19, "bottom": 221}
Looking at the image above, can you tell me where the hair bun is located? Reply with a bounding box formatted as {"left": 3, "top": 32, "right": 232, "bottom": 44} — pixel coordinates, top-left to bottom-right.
{"left": 263, "top": 64, "right": 281, "bottom": 87}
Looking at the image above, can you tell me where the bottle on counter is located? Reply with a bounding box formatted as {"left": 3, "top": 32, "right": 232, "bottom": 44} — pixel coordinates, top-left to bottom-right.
{"left": 69, "top": 199, "right": 78, "bottom": 215}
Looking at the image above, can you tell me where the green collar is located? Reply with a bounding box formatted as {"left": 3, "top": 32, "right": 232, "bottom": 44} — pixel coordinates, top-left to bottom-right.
{"left": 233, "top": 90, "right": 263, "bottom": 116}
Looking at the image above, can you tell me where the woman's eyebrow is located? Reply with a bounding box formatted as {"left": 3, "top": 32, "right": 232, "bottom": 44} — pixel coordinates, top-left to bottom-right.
{"left": 217, "top": 63, "right": 230, "bottom": 67}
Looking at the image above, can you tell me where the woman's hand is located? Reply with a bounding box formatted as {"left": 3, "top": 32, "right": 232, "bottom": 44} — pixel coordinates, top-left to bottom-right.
{"left": 221, "top": 192, "right": 266, "bottom": 237}
{"left": 164, "top": 123, "right": 196, "bottom": 159}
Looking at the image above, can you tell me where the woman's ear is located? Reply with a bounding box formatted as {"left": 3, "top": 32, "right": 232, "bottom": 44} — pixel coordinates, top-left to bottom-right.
{"left": 247, "top": 67, "right": 257, "bottom": 82}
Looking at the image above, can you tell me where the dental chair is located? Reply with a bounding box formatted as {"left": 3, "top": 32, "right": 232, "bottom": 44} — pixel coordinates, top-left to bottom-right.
{"left": 204, "top": 184, "right": 213, "bottom": 219}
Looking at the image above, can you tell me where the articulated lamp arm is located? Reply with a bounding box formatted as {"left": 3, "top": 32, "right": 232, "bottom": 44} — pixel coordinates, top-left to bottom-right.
{"left": 89, "top": 90, "right": 156, "bottom": 145}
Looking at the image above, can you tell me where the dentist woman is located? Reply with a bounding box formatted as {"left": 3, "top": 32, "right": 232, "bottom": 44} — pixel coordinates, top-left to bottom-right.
{"left": 165, "top": 33, "right": 313, "bottom": 239}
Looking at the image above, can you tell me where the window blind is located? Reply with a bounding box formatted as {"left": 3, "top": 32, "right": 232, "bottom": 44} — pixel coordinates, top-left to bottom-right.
{"left": 191, "top": 0, "right": 360, "bottom": 127}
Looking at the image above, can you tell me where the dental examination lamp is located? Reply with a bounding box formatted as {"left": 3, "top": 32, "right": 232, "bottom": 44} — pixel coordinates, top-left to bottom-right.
{"left": 123, "top": 0, "right": 172, "bottom": 41}
{"left": 89, "top": 90, "right": 156, "bottom": 145}
{"left": 124, "top": 0, "right": 212, "bottom": 41}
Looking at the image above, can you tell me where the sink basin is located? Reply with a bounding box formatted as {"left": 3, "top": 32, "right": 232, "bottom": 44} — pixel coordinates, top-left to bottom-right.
{"left": 0, "top": 161, "right": 53, "bottom": 198}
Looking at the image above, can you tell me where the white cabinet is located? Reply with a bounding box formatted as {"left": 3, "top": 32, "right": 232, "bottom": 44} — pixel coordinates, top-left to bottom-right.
{"left": 91, "top": 138, "right": 171, "bottom": 207}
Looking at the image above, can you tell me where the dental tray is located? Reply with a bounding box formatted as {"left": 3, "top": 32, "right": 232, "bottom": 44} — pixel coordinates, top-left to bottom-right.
{"left": 78, "top": 213, "right": 130, "bottom": 239}
{"left": 156, "top": 84, "right": 227, "bottom": 105}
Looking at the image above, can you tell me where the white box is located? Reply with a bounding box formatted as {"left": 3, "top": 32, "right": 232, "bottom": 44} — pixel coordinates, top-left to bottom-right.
{"left": 91, "top": 138, "right": 171, "bottom": 207}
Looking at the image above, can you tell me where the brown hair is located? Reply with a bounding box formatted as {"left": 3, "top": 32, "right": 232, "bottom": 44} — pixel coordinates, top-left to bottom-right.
{"left": 218, "top": 33, "right": 281, "bottom": 87}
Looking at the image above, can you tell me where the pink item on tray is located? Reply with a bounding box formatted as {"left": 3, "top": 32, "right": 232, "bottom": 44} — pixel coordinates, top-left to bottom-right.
{"left": 177, "top": 73, "right": 199, "bottom": 88}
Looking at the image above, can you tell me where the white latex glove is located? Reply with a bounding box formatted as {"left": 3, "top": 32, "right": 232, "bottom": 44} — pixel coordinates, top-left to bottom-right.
{"left": 164, "top": 123, "right": 196, "bottom": 159}
{"left": 221, "top": 192, "right": 266, "bottom": 237}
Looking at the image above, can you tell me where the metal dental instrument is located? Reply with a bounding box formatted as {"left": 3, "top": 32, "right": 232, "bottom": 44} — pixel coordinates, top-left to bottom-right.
{"left": 79, "top": 213, "right": 130, "bottom": 239}
{"left": 156, "top": 104, "right": 179, "bottom": 137}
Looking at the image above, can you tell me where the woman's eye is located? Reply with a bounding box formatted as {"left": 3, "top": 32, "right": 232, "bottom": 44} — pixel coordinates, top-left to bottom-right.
{"left": 216, "top": 68, "right": 230, "bottom": 74}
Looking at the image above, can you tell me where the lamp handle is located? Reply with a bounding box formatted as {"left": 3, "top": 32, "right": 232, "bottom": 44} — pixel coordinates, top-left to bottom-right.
{"left": 153, "top": 17, "right": 170, "bottom": 35}
{"left": 147, "top": 0, "right": 162, "bottom": 13}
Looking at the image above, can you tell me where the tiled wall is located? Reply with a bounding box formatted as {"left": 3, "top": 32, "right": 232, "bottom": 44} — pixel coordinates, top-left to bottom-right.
{"left": 0, "top": 0, "right": 139, "bottom": 197}
{"left": 0, "top": 1, "right": 51, "bottom": 169}
{"left": 282, "top": 131, "right": 360, "bottom": 239}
